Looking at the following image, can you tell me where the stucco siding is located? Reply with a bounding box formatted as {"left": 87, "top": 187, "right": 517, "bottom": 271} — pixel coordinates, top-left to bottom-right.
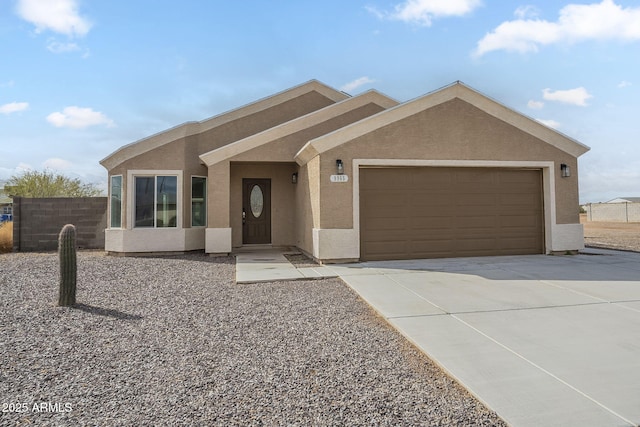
{"left": 228, "top": 103, "right": 387, "bottom": 164}
{"left": 196, "top": 91, "right": 337, "bottom": 156}
{"left": 230, "top": 163, "right": 297, "bottom": 247}
{"left": 294, "top": 163, "right": 313, "bottom": 255}
{"left": 317, "top": 99, "right": 580, "bottom": 229}
{"left": 208, "top": 161, "right": 230, "bottom": 229}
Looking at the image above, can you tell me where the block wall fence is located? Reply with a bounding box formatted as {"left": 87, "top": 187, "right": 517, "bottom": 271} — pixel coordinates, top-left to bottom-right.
{"left": 585, "top": 202, "right": 640, "bottom": 223}
{"left": 12, "top": 197, "right": 107, "bottom": 252}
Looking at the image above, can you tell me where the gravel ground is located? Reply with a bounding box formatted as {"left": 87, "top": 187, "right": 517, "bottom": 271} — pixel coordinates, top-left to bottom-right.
{"left": 283, "top": 252, "right": 320, "bottom": 269}
{"left": 0, "top": 252, "right": 505, "bottom": 426}
{"left": 582, "top": 216, "right": 640, "bottom": 252}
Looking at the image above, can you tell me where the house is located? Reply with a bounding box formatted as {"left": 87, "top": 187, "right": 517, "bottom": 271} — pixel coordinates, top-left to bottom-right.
{"left": 100, "top": 80, "right": 590, "bottom": 261}
{"left": 606, "top": 197, "right": 640, "bottom": 204}
{"left": 0, "top": 183, "right": 12, "bottom": 223}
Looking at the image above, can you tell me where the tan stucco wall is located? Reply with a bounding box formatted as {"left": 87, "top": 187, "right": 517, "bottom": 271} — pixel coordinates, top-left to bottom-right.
{"left": 107, "top": 135, "right": 210, "bottom": 229}
{"left": 317, "top": 98, "right": 581, "bottom": 229}
{"left": 230, "top": 163, "right": 297, "bottom": 247}
{"left": 294, "top": 157, "right": 321, "bottom": 255}
{"left": 195, "top": 91, "right": 338, "bottom": 156}
{"left": 213, "top": 103, "right": 387, "bottom": 251}
{"left": 105, "top": 89, "right": 339, "bottom": 233}
{"left": 228, "top": 103, "right": 387, "bottom": 164}
{"left": 208, "top": 161, "right": 230, "bottom": 229}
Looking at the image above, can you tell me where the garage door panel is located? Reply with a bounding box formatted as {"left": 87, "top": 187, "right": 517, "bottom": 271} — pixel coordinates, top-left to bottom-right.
{"left": 361, "top": 192, "right": 406, "bottom": 207}
{"left": 499, "top": 193, "right": 540, "bottom": 204}
{"left": 454, "top": 216, "right": 499, "bottom": 228}
{"left": 364, "top": 241, "right": 410, "bottom": 258}
{"left": 457, "top": 195, "right": 499, "bottom": 207}
{"left": 363, "top": 207, "right": 405, "bottom": 220}
{"left": 412, "top": 198, "right": 457, "bottom": 210}
{"left": 410, "top": 240, "right": 455, "bottom": 254}
{"left": 455, "top": 169, "right": 496, "bottom": 183}
{"left": 363, "top": 219, "right": 406, "bottom": 232}
{"left": 499, "top": 236, "right": 542, "bottom": 249}
{"left": 499, "top": 215, "right": 542, "bottom": 228}
{"left": 409, "top": 216, "right": 454, "bottom": 229}
{"left": 498, "top": 169, "right": 539, "bottom": 182}
{"left": 360, "top": 167, "right": 544, "bottom": 260}
{"left": 410, "top": 208, "right": 458, "bottom": 220}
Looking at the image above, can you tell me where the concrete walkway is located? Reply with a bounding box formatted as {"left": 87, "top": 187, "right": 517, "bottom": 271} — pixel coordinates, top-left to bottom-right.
{"left": 234, "top": 247, "right": 336, "bottom": 283}
{"left": 234, "top": 248, "right": 640, "bottom": 427}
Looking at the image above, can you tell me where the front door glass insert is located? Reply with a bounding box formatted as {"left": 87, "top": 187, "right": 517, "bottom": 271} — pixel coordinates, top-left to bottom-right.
{"left": 250, "top": 185, "right": 264, "bottom": 218}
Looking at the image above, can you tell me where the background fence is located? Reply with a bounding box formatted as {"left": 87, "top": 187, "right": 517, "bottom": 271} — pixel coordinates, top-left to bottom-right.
{"left": 12, "top": 197, "right": 107, "bottom": 252}
{"left": 585, "top": 202, "right": 640, "bottom": 223}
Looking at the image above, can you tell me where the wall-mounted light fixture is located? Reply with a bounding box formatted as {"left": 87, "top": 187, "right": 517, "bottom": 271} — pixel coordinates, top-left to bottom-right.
{"left": 292, "top": 172, "right": 298, "bottom": 184}
{"left": 336, "top": 159, "right": 344, "bottom": 175}
{"left": 560, "top": 163, "right": 571, "bottom": 178}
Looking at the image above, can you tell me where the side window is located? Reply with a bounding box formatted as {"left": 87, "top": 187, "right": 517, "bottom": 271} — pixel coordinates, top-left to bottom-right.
{"left": 135, "top": 177, "right": 154, "bottom": 227}
{"left": 110, "top": 175, "right": 122, "bottom": 228}
{"left": 191, "top": 177, "right": 206, "bottom": 227}
{"left": 156, "top": 176, "right": 177, "bottom": 227}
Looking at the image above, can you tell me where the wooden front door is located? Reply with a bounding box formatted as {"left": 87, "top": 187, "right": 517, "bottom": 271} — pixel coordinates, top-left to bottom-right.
{"left": 242, "top": 178, "right": 271, "bottom": 244}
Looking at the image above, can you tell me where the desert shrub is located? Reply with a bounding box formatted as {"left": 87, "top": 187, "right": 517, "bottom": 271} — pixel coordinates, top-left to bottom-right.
{"left": 0, "top": 221, "right": 13, "bottom": 254}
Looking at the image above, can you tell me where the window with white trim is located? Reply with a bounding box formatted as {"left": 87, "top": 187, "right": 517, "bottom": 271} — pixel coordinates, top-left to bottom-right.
{"left": 191, "top": 176, "right": 206, "bottom": 227}
{"left": 110, "top": 175, "right": 122, "bottom": 228}
{"left": 134, "top": 175, "right": 178, "bottom": 228}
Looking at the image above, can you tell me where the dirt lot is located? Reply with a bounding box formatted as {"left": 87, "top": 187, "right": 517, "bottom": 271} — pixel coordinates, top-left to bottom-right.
{"left": 581, "top": 214, "right": 640, "bottom": 252}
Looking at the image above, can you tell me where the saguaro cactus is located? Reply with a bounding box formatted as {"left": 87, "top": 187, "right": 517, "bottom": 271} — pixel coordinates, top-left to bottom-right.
{"left": 58, "top": 224, "right": 77, "bottom": 306}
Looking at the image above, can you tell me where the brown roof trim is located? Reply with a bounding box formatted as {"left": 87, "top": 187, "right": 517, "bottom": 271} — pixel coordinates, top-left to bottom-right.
{"left": 295, "top": 82, "right": 590, "bottom": 166}
{"left": 100, "top": 80, "right": 348, "bottom": 171}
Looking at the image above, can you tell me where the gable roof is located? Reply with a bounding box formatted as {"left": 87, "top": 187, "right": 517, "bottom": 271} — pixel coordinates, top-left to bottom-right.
{"left": 100, "top": 80, "right": 348, "bottom": 170}
{"left": 295, "top": 81, "right": 591, "bottom": 165}
{"left": 199, "top": 90, "right": 398, "bottom": 166}
{"left": 607, "top": 197, "right": 640, "bottom": 203}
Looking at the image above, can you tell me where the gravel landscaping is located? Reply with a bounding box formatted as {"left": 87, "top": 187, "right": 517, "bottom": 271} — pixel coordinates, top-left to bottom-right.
{"left": 582, "top": 218, "right": 640, "bottom": 253}
{"left": 1, "top": 252, "right": 505, "bottom": 426}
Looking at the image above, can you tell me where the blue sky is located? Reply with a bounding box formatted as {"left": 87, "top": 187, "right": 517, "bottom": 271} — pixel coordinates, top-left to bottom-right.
{"left": 1, "top": 0, "right": 639, "bottom": 203}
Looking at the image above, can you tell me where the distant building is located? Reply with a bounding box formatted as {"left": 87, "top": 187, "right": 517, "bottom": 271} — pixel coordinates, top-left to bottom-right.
{"left": 0, "top": 183, "right": 12, "bottom": 222}
{"left": 606, "top": 197, "right": 640, "bottom": 203}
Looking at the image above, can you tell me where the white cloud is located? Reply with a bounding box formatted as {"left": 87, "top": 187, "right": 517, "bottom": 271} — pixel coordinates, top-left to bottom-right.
{"left": 16, "top": 0, "right": 92, "bottom": 37}
{"left": 474, "top": 0, "right": 640, "bottom": 57}
{"left": 618, "top": 80, "right": 632, "bottom": 88}
{"left": 340, "top": 76, "right": 376, "bottom": 93}
{"left": 0, "top": 102, "right": 29, "bottom": 114}
{"left": 542, "top": 87, "right": 593, "bottom": 106}
{"left": 369, "top": 0, "right": 482, "bottom": 26}
{"left": 536, "top": 118, "right": 561, "bottom": 129}
{"left": 365, "top": 6, "right": 386, "bottom": 20}
{"left": 514, "top": 5, "right": 540, "bottom": 19}
{"left": 43, "top": 158, "right": 72, "bottom": 170}
{"left": 46, "top": 39, "right": 80, "bottom": 53}
{"left": 0, "top": 164, "right": 33, "bottom": 180}
{"left": 46, "top": 106, "right": 115, "bottom": 129}
{"left": 0, "top": 81, "right": 15, "bottom": 88}
{"left": 527, "top": 100, "right": 544, "bottom": 109}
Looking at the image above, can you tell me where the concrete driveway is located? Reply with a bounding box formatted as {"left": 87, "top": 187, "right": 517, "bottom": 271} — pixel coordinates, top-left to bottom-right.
{"left": 332, "top": 248, "right": 640, "bottom": 427}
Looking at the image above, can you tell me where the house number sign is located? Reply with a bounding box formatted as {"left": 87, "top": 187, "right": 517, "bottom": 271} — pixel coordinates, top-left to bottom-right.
{"left": 330, "top": 175, "right": 349, "bottom": 183}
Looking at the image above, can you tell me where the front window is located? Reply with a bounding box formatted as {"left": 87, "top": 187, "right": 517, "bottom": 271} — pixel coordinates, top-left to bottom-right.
{"left": 135, "top": 175, "right": 177, "bottom": 228}
{"left": 191, "top": 177, "right": 206, "bottom": 227}
{"left": 110, "top": 175, "right": 122, "bottom": 228}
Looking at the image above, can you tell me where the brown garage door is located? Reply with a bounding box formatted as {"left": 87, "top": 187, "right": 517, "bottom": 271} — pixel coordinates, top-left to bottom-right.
{"left": 360, "top": 167, "right": 544, "bottom": 260}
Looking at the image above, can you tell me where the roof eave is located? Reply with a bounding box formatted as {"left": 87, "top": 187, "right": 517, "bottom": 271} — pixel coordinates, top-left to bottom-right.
{"left": 295, "top": 82, "right": 591, "bottom": 166}
{"left": 101, "top": 80, "right": 349, "bottom": 171}
{"left": 201, "top": 90, "right": 399, "bottom": 167}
